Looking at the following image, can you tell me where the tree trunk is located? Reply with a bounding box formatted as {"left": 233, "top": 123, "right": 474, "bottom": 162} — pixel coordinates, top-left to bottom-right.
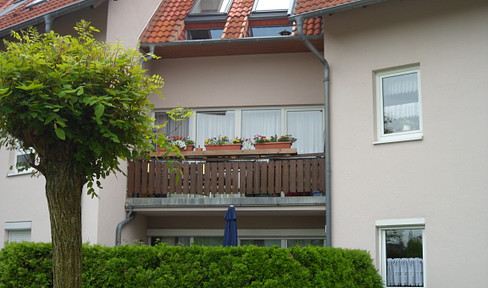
{"left": 45, "top": 162, "right": 84, "bottom": 288}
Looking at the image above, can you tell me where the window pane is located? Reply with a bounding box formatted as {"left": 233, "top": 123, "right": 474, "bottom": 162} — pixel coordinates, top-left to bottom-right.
{"left": 241, "top": 239, "right": 282, "bottom": 247}
{"left": 196, "top": 111, "right": 235, "bottom": 148}
{"left": 8, "top": 230, "right": 31, "bottom": 243}
{"left": 151, "top": 237, "right": 190, "bottom": 246}
{"left": 382, "top": 72, "right": 419, "bottom": 134}
{"left": 155, "top": 112, "right": 190, "bottom": 138}
{"left": 287, "top": 110, "right": 323, "bottom": 154}
{"left": 255, "top": 0, "right": 290, "bottom": 11}
{"left": 241, "top": 109, "right": 281, "bottom": 149}
{"left": 193, "top": 237, "right": 223, "bottom": 246}
{"left": 188, "top": 29, "right": 223, "bottom": 40}
{"left": 251, "top": 26, "right": 292, "bottom": 37}
{"left": 287, "top": 239, "right": 324, "bottom": 247}
{"left": 385, "top": 229, "right": 423, "bottom": 287}
{"left": 192, "top": 0, "right": 232, "bottom": 13}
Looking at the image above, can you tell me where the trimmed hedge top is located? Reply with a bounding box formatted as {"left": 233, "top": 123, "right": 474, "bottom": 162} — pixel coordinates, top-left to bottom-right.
{"left": 0, "top": 242, "right": 383, "bottom": 288}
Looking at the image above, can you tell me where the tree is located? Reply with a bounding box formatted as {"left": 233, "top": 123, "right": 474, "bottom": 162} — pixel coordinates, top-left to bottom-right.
{"left": 0, "top": 21, "right": 173, "bottom": 287}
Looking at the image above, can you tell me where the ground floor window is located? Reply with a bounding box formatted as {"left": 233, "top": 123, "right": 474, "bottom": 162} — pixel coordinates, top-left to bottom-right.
{"left": 377, "top": 219, "right": 425, "bottom": 287}
{"left": 5, "top": 221, "right": 32, "bottom": 243}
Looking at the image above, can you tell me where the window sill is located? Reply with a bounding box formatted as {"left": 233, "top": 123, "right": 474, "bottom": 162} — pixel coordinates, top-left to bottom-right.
{"left": 373, "top": 133, "right": 423, "bottom": 145}
{"left": 7, "top": 169, "right": 35, "bottom": 177}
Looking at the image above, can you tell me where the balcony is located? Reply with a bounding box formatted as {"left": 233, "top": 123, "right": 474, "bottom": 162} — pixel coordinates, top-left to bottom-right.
{"left": 127, "top": 150, "right": 325, "bottom": 201}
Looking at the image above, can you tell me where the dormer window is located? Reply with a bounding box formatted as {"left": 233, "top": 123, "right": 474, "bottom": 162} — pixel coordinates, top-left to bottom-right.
{"left": 251, "top": 26, "right": 293, "bottom": 37}
{"left": 190, "top": 0, "right": 233, "bottom": 14}
{"left": 187, "top": 28, "right": 224, "bottom": 40}
{"left": 253, "top": 0, "right": 291, "bottom": 13}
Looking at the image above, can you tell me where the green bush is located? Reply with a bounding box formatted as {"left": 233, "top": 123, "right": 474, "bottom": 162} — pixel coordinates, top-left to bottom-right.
{"left": 0, "top": 243, "right": 383, "bottom": 288}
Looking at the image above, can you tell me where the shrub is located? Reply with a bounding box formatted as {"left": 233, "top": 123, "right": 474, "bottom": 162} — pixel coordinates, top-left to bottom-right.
{"left": 0, "top": 243, "right": 383, "bottom": 288}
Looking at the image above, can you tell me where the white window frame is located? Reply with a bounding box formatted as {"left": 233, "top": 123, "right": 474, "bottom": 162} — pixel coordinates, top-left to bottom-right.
{"left": 8, "top": 146, "right": 36, "bottom": 176}
{"left": 374, "top": 66, "right": 423, "bottom": 144}
{"left": 190, "top": 0, "right": 233, "bottom": 14}
{"left": 376, "top": 218, "right": 426, "bottom": 288}
{"left": 5, "top": 221, "right": 32, "bottom": 243}
{"left": 252, "top": 0, "right": 293, "bottom": 13}
{"left": 154, "top": 106, "right": 324, "bottom": 153}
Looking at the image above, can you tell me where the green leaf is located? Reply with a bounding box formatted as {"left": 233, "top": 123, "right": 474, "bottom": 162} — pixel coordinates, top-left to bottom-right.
{"left": 94, "top": 104, "right": 104, "bottom": 118}
{"left": 77, "top": 87, "right": 84, "bottom": 96}
{"left": 55, "top": 127, "right": 66, "bottom": 140}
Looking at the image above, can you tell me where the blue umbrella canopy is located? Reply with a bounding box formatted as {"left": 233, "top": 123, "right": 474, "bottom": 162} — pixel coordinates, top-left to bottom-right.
{"left": 223, "top": 205, "right": 238, "bottom": 247}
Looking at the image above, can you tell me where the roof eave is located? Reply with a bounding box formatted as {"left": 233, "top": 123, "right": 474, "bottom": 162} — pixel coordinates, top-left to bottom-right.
{"left": 0, "top": 0, "right": 107, "bottom": 38}
{"left": 290, "top": 0, "right": 390, "bottom": 20}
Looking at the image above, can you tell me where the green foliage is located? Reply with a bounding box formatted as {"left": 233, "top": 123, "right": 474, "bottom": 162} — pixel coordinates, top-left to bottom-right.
{"left": 0, "top": 243, "right": 383, "bottom": 288}
{"left": 0, "top": 21, "right": 170, "bottom": 194}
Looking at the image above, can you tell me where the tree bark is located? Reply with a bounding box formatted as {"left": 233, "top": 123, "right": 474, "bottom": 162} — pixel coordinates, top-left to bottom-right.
{"left": 44, "top": 161, "right": 84, "bottom": 288}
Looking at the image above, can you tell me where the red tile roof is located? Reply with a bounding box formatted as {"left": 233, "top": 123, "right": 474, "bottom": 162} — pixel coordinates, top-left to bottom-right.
{"left": 294, "top": 0, "right": 360, "bottom": 14}
{"left": 0, "top": 0, "right": 89, "bottom": 33}
{"left": 140, "top": 0, "right": 331, "bottom": 44}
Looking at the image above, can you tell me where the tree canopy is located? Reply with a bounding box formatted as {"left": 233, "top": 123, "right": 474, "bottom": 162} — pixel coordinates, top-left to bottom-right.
{"left": 0, "top": 21, "right": 176, "bottom": 287}
{"left": 0, "top": 21, "right": 167, "bottom": 193}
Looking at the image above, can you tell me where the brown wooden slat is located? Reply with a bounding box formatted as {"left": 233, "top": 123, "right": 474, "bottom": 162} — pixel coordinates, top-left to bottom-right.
{"left": 239, "top": 162, "right": 247, "bottom": 194}
{"left": 232, "top": 162, "right": 239, "bottom": 194}
{"left": 140, "top": 160, "right": 148, "bottom": 196}
{"left": 260, "top": 162, "right": 267, "bottom": 194}
{"left": 155, "top": 162, "right": 163, "bottom": 195}
{"left": 297, "top": 159, "right": 304, "bottom": 193}
{"left": 218, "top": 162, "right": 225, "bottom": 194}
{"left": 246, "top": 162, "right": 253, "bottom": 194}
{"left": 253, "top": 162, "right": 261, "bottom": 194}
{"left": 168, "top": 163, "right": 176, "bottom": 194}
{"left": 148, "top": 161, "right": 155, "bottom": 196}
{"left": 304, "top": 159, "right": 312, "bottom": 192}
{"left": 267, "top": 161, "right": 274, "bottom": 193}
{"left": 282, "top": 160, "right": 289, "bottom": 193}
{"left": 311, "top": 159, "right": 319, "bottom": 191}
{"left": 289, "top": 160, "right": 297, "bottom": 193}
{"left": 274, "top": 161, "right": 282, "bottom": 194}
{"left": 223, "top": 162, "right": 232, "bottom": 194}
{"left": 204, "top": 163, "right": 210, "bottom": 194}
{"left": 209, "top": 162, "right": 218, "bottom": 194}
{"left": 127, "top": 161, "right": 135, "bottom": 196}
{"left": 162, "top": 162, "right": 169, "bottom": 194}
{"left": 182, "top": 163, "right": 190, "bottom": 194}
{"left": 190, "top": 163, "right": 197, "bottom": 194}
{"left": 197, "top": 163, "right": 204, "bottom": 195}
{"left": 319, "top": 158, "right": 325, "bottom": 191}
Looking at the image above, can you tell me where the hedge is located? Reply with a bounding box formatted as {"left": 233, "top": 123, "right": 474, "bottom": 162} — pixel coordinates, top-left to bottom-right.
{"left": 0, "top": 242, "right": 383, "bottom": 288}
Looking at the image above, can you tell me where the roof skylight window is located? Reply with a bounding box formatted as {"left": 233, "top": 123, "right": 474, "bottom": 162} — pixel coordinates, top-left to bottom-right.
{"left": 0, "top": 0, "right": 28, "bottom": 18}
{"left": 187, "top": 29, "right": 224, "bottom": 40}
{"left": 253, "top": 0, "right": 291, "bottom": 12}
{"left": 26, "top": 0, "right": 46, "bottom": 9}
{"left": 190, "top": 0, "right": 233, "bottom": 14}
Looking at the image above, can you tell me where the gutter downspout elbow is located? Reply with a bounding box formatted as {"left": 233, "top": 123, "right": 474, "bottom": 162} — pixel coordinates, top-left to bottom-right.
{"left": 295, "top": 15, "right": 332, "bottom": 248}
{"left": 115, "top": 207, "right": 136, "bottom": 246}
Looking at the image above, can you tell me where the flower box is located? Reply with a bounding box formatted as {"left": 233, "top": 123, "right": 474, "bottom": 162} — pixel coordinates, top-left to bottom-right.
{"left": 205, "top": 144, "right": 242, "bottom": 151}
{"left": 157, "top": 144, "right": 194, "bottom": 152}
{"left": 254, "top": 142, "right": 292, "bottom": 150}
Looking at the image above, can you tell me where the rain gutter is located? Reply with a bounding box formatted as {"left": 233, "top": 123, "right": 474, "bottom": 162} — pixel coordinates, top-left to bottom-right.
{"left": 0, "top": 0, "right": 107, "bottom": 38}
{"left": 290, "top": 15, "right": 331, "bottom": 248}
{"left": 115, "top": 207, "right": 136, "bottom": 246}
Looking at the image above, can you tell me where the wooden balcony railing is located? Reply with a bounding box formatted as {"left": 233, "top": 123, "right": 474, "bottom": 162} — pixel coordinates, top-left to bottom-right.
{"left": 127, "top": 155, "right": 325, "bottom": 198}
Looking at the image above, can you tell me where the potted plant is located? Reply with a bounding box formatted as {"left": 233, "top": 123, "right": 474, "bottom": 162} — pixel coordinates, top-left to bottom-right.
{"left": 205, "top": 136, "right": 243, "bottom": 151}
{"left": 160, "top": 136, "right": 195, "bottom": 151}
{"left": 253, "top": 134, "right": 297, "bottom": 150}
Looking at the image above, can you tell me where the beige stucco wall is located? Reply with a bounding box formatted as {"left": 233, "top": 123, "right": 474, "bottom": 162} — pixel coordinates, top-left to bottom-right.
{"left": 149, "top": 52, "right": 324, "bottom": 109}
{"left": 325, "top": 0, "right": 488, "bottom": 286}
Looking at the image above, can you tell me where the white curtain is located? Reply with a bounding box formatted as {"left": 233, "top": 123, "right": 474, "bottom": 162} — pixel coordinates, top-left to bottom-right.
{"left": 241, "top": 110, "right": 281, "bottom": 149}
{"left": 383, "top": 72, "right": 418, "bottom": 98}
{"left": 387, "top": 258, "right": 423, "bottom": 287}
{"left": 287, "top": 110, "right": 323, "bottom": 154}
{"left": 384, "top": 102, "right": 419, "bottom": 120}
{"left": 196, "top": 111, "right": 235, "bottom": 148}
{"left": 155, "top": 112, "right": 190, "bottom": 137}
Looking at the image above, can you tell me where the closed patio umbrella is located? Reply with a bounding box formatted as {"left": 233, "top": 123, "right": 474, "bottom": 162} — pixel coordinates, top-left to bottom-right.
{"left": 223, "top": 205, "right": 237, "bottom": 247}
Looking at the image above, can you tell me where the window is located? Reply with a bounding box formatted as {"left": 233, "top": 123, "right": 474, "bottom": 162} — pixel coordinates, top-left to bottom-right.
{"left": 187, "top": 29, "right": 224, "bottom": 40}
{"left": 251, "top": 26, "right": 293, "bottom": 37}
{"left": 375, "top": 66, "right": 422, "bottom": 143}
{"left": 377, "top": 219, "right": 425, "bottom": 288}
{"left": 5, "top": 221, "right": 32, "bottom": 243}
{"left": 190, "top": 0, "right": 232, "bottom": 14}
{"left": 155, "top": 107, "right": 324, "bottom": 153}
{"left": 253, "top": 0, "right": 291, "bottom": 12}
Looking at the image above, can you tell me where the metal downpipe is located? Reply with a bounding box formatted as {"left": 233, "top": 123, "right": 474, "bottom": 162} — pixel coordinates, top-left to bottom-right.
{"left": 295, "top": 16, "right": 332, "bottom": 247}
{"left": 115, "top": 207, "right": 136, "bottom": 246}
